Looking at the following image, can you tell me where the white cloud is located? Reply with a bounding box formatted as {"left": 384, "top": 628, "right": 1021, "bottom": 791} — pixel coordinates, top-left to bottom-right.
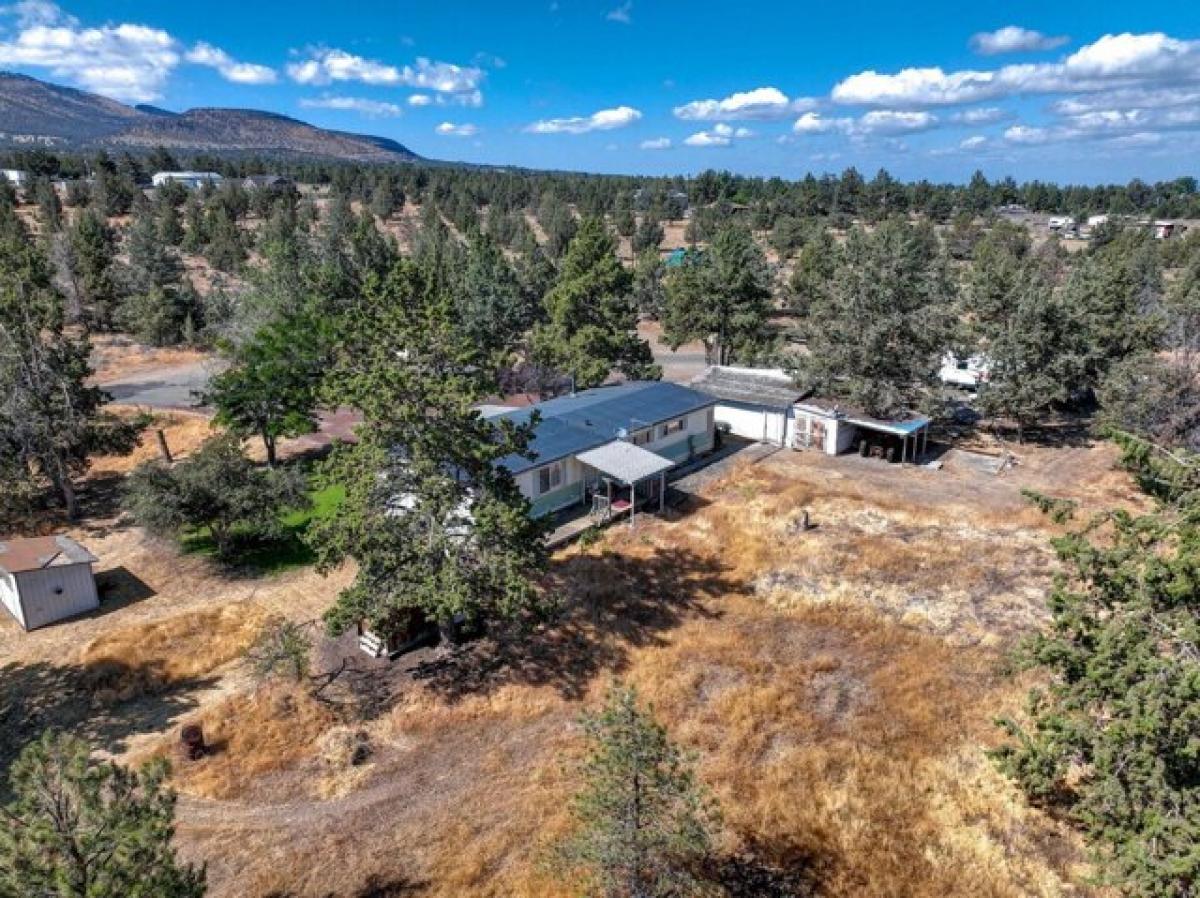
{"left": 407, "top": 93, "right": 432, "bottom": 106}
{"left": 857, "top": 109, "right": 938, "bottom": 133}
{"left": 527, "top": 105, "right": 641, "bottom": 134}
{"left": 186, "top": 42, "right": 275, "bottom": 85}
{"left": 606, "top": 1, "right": 632, "bottom": 24}
{"left": 435, "top": 121, "right": 477, "bottom": 136}
{"left": 684, "top": 129, "right": 730, "bottom": 147}
{"left": 286, "top": 48, "right": 484, "bottom": 99}
{"left": 640, "top": 137, "right": 671, "bottom": 149}
{"left": 0, "top": 10, "right": 180, "bottom": 101}
{"left": 960, "top": 135, "right": 988, "bottom": 149}
{"left": 970, "top": 26, "right": 1068, "bottom": 56}
{"left": 674, "top": 86, "right": 816, "bottom": 121}
{"left": 792, "top": 111, "right": 846, "bottom": 134}
{"left": 1004, "top": 125, "right": 1052, "bottom": 144}
{"left": 299, "top": 95, "right": 402, "bottom": 117}
{"left": 2, "top": 0, "right": 69, "bottom": 28}
{"left": 951, "top": 106, "right": 1011, "bottom": 124}
{"left": 833, "top": 32, "right": 1200, "bottom": 108}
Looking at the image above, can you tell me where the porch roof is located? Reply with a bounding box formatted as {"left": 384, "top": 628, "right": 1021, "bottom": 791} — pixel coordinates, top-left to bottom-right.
{"left": 576, "top": 440, "right": 675, "bottom": 485}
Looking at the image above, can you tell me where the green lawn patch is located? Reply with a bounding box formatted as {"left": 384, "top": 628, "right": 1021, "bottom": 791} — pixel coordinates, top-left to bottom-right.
{"left": 181, "top": 482, "right": 344, "bottom": 574}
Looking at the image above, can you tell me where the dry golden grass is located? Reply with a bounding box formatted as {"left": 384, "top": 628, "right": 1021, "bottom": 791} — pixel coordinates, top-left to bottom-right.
{"left": 162, "top": 445, "right": 1135, "bottom": 898}
{"left": 166, "top": 685, "right": 337, "bottom": 800}
{"left": 79, "top": 603, "right": 269, "bottom": 701}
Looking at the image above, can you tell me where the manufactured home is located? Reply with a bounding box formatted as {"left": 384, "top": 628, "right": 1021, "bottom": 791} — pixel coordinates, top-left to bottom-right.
{"left": 490, "top": 381, "right": 717, "bottom": 518}
{"left": 1, "top": 169, "right": 30, "bottom": 188}
{"left": 0, "top": 536, "right": 99, "bottom": 630}
{"left": 691, "top": 366, "right": 806, "bottom": 446}
{"left": 939, "top": 353, "right": 990, "bottom": 390}
{"left": 151, "top": 171, "right": 224, "bottom": 189}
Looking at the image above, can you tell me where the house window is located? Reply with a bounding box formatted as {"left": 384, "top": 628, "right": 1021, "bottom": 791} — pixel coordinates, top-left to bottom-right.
{"left": 631, "top": 429, "right": 653, "bottom": 447}
{"left": 659, "top": 417, "right": 688, "bottom": 438}
{"left": 537, "top": 462, "right": 564, "bottom": 495}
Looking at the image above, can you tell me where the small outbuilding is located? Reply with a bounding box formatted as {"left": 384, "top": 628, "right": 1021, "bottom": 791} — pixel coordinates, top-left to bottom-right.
{"left": 0, "top": 536, "right": 99, "bottom": 630}
{"left": 794, "top": 399, "right": 931, "bottom": 463}
{"left": 691, "top": 366, "right": 806, "bottom": 446}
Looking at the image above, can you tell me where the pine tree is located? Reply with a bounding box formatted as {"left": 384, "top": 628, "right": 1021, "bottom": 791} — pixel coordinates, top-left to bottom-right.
{"left": 68, "top": 209, "right": 122, "bottom": 330}
{"left": 0, "top": 731, "right": 206, "bottom": 898}
{"left": 554, "top": 684, "right": 720, "bottom": 898}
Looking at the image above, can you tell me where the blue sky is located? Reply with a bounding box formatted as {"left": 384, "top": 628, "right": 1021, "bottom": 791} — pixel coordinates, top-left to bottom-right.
{"left": 1, "top": 0, "right": 1198, "bottom": 183}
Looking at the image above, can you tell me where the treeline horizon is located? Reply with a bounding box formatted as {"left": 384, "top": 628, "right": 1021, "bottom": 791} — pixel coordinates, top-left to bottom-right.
{"left": 3, "top": 147, "right": 1199, "bottom": 220}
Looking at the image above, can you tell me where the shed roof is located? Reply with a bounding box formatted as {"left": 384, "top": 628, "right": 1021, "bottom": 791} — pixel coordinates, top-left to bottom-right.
{"left": 797, "top": 398, "right": 930, "bottom": 436}
{"left": 493, "top": 381, "right": 716, "bottom": 475}
{"left": 0, "top": 536, "right": 97, "bottom": 575}
{"left": 690, "top": 366, "right": 806, "bottom": 410}
{"left": 576, "top": 441, "right": 675, "bottom": 484}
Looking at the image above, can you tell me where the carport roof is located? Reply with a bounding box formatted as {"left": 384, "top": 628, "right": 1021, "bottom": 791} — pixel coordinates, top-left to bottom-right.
{"left": 0, "top": 535, "right": 97, "bottom": 575}
{"left": 576, "top": 440, "right": 675, "bottom": 485}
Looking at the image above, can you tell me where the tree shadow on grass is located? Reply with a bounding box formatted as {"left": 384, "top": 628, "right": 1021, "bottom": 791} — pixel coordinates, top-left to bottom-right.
{"left": 264, "top": 874, "right": 429, "bottom": 897}
{"left": 0, "top": 658, "right": 215, "bottom": 794}
{"left": 410, "top": 546, "right": 742, "bottom": 703}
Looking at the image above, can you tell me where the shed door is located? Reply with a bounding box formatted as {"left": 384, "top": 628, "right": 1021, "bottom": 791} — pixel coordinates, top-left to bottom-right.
{"left": 763, "top": 412, "right": 785, "bottom": 445}
{"left": 810, "top": 419, "right": 827, "bottom": 452}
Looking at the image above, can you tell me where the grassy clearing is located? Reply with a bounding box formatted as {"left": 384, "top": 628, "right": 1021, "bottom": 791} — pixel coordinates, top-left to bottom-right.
{"left": 181, "top": 482, "right": 344, "bottom": 574}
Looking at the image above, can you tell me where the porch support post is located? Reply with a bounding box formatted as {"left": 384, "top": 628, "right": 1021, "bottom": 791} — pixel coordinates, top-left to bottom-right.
{"left": 630, "top": 479, "right": 636, "bottom": 528}
{"left": 902, "top": 434, "right": 908, "bottom": 464}
{"left": 659, "top": 472, "right": 665, "bottom": 513}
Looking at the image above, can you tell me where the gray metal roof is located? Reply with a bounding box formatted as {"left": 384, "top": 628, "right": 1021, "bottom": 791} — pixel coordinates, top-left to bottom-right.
{"left": 494, "top": 381, "right": 716, "bottom": 475}
{"left": 576, "top": 441, "right": 675, "bottom": 484}
{"left": 690, "top": 366, "right": 806, "bottom": 409}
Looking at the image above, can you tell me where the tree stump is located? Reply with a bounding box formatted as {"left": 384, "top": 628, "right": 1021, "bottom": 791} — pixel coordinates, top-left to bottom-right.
{"left": 180, "top": 724, "right": 206, "bottom": 760}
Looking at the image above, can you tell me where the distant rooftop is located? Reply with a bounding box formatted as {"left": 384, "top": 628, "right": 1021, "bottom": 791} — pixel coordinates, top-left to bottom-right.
{"left": 493, "top": 381, "right": 716, "bottom": 474}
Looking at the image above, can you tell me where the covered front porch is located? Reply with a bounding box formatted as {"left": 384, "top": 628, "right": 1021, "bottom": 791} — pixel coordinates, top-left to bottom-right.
{"left": 546, "top": 440, "right": 675, "bottom": 546}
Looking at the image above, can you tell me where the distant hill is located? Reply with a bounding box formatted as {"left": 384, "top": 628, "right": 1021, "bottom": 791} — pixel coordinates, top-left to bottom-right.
{"left": 0, "top": 72, "right": 422, "bottom": 163}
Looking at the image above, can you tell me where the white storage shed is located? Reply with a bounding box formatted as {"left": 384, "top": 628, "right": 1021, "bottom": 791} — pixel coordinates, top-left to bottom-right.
{"left": 0, "top": 536, "right": 99, "bottom": 630}
{"left": 690, "top": 366, "right": 806, "bottom": 447}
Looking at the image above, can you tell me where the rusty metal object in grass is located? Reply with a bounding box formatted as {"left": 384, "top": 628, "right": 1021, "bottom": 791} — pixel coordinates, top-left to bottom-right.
{"left": 180, "top": 723, "right": 206, "bottom": 760}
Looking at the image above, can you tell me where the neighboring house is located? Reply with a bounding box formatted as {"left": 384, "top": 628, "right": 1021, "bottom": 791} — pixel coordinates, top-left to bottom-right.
{"left": 690, "top": 366, "right": 806, "bottom": 447}
{"left": 1047, "top": 216, "right": 1072, "bottom": 232}
{"left": 939, "top": 353, "right": 990, "bottom": 390}
{"left": 0, "top": 536, "right": 99, "bottom": 630}
{"left": 490, "top": 381, "right": 717, "bottom": 518}
{"left": 794, "top": 398, "right": 931, "bottom": 462}
{"left": 1, "top": 169, "right": 30, "bottom": 188}
{"left": 151, "top": 171, "right": 224, "bottom": 189}
{"left": 1153, "top": 220, "right": 1186, "bottom": 240}
{"left": 241, "top": 175, "right": 293, "bottom": 190}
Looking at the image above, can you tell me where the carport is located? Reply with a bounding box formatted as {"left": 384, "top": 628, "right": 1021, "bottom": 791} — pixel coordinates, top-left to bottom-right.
{"left": 844, "top": 412, "right": 931, "bottom": 463}
{"left": 576, "top": 440, "right": 676, "bottom": 526}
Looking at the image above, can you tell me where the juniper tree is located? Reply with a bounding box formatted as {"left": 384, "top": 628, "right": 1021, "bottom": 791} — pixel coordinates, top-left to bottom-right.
{"left": 531, "top": 217, "right": 658, "bottom": 388}
{"left": 0, "top": 732, "right": 206, "bottom": 898}
{"left": 995, "top": 434, "right": 1200, "bottom": 896}
{"left": 310, "top": 260, "right": 550, "bottom": 639}
{"left": 790, "top": 219, "right": 955, "bottom": 418}
{"left": 68, "top": 208, "right": 122, "bottom": 330}
{"left": 123, "top": 433, "right": 307, "bottom": 561}
{"left": 0, "top": 205, "right": 137, "bottom": 518}
{"left": 554, "top": 684, "right": 720, "bottom": 898}
{"left": 662, "top": 224, "right": 773, "bottom": 366}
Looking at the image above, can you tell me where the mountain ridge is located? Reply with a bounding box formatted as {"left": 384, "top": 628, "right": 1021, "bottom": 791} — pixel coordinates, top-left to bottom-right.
{"left": 0, "top": 72, "right": 422, "bottom": 163}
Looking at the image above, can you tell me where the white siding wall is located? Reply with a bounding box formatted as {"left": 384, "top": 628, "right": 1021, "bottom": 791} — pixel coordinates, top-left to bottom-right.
{"left": 714, "top": 402, "right": 788, "bottom": 445}
{"left": 14, "top": 564, "right": 99, "bottom": 630}
{"left": 0, "top": 572, "right": 25, "bottom": 628}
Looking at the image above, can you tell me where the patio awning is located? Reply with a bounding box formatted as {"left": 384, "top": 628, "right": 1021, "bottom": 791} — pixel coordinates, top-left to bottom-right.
{"left": 576, "top": 440, "right": 675, "bottom": 485}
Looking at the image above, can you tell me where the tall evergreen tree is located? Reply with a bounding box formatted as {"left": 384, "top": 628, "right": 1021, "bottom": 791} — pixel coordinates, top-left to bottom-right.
{"left": 531, "top": 217, "right": 658, "bottom": 388}
{"left": 791, "top": 219, "right": 955, "bottom": 417}
{"left": 310, "top": 261, "right": 550, "bottom": 639}
{"left": 0, "top": 731, "right": 206, "bottom": 898}
{"left": 553, "top": 684, "right": 720, "bottom": 898}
